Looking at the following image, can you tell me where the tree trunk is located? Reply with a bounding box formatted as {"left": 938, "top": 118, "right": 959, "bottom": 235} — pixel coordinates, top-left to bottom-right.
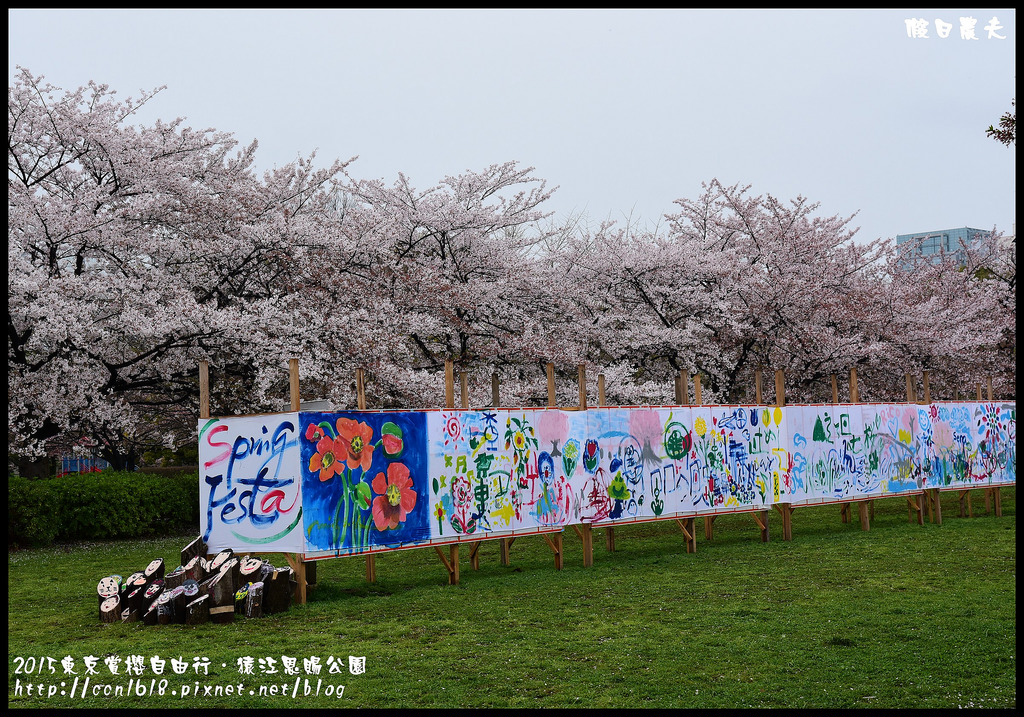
{"left": 100, "top": 595, "right": 121, "bottom": 623}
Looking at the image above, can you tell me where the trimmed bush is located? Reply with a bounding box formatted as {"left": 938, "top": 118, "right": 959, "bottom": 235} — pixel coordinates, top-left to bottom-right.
{"left": 7, "top": 470, "right": 200, "bottom": 548}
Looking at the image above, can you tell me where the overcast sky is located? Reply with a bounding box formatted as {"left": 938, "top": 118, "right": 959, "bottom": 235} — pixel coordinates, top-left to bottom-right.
{"left": 8, "top": 8, "right": 1017, "bottom": 243}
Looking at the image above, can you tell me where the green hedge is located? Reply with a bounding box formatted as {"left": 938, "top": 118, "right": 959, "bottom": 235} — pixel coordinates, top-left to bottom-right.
{"left": 8, "top": 471, "right": 200, "bottom": 548}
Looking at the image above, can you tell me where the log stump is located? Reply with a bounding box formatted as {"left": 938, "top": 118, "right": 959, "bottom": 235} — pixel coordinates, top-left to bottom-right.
{"left": 263, "top": 567, "right": 293, "bottom": 615}
{"left": 163, "top": 566, "right": 186, "bottom": 591}
{"left": 100, "top": 595, "right": 121, "bottom": 623}
{"left": 181, "top": 536, "right": 207, "bottom": 567}
{"left": 143, "top": 558, "right": 165, "bottom": 582}
{"left": 185, "top": 594, "right": 210, "bottom": 625}
{"left": 245, "top": 582, "right": 264, "bottom": 619}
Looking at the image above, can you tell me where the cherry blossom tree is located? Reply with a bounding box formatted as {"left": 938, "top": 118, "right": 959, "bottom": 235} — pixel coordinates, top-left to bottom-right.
{"left": 8, "top": 68, "right": 349, "bottom": 472}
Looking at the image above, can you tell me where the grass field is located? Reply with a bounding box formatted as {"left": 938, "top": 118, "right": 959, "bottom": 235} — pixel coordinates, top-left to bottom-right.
{"left": 7, "top": 488, "right": 1016, "bottom": 709}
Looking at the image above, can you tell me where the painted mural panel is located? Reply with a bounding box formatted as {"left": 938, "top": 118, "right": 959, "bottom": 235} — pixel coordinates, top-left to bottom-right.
{"left": 300, "top": 411, "right": 430, "bottom": 555}
{"left": 427, "top": 409, "right": 516, "bottom": 539}
{"left": 788, "top": 405, "right": 866, "bottom": 502}
{"left": 198, "top": 414, "right": 304, "bottom": 553}
{"left": 200, "top": 402, "right": 1015, "bottom": 555}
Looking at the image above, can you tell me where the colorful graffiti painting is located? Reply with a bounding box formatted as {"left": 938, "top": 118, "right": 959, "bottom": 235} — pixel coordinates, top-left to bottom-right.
{"left": 199, "top": 401, "right": 1015, "bottom": 555}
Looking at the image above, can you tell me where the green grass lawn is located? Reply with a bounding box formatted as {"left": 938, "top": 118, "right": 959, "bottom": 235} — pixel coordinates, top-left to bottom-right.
{"left": 8, "top": 488, "right": 1016, "bottom": 708}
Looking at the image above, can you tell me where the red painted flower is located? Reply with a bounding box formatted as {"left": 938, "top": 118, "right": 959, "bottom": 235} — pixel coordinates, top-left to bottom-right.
{"left": 309, "top": 436, "right": 344, "bottom": 482}
{"left": 371, "top": 462, "right": 417, "bottom": 531}
{"left": 337, "top": 417, "right": 374, "bottom": 473}
{"left": 305, "top": 423, "right": 326, "bottom": 442}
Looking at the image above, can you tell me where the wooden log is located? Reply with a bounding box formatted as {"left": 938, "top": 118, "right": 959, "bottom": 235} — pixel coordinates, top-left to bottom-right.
{"left": 142, "top": 580, "right": 164, "bottom": 611}
{"left": 606, "top": 527, "right": 615, "bottom": 552}
{"left": 125, "top": 586, "right": 147, "bottom": 615}
{"left": 99, "top": 595, "right": 121, "bottom": 623}
{"left": 183, "top": 554, "right": 206, "bottom": 583}
{"left": 234, "top": 582, "right": 252, "bottom": 615}
{"left": 182, "top": 579, "right": 200, "bottom": 609}
{"left": 181, "top": 536, "right": 207, "bottom": 567}
{"left": 219, "top": 557, "right": 241, "bottom": 591}
{"left": 121, "top": 607, "right": 140, "bottom": 623}
{"left": 123, "top": 571, "right": 147, "bottom": 596}
{"left": 204, "top": 571, "right": 235, "bottom": 624}
{"left": 169, "top": 585, "right": 188, "bottom": 624}
{"left": 143, "top": 601, "right": 160, "bottom": 626}
{"left": 163, "top": 565, "right": 186, "bottom": 591}
{"left": 580, "top": 524, "right": 594, "bottom": 567}
{"left": 263, "top": 567, "right": 293, "bottom": 615}
{"left": 97, "top": 575, "right": 122, "bottom": 611}
{"left": 143, "top": 558, "right": 165, "bottom": 582}
{"left": 208, "top": 549, "right": 233, "bottom": 574}
{"left": 238, "top": 556, "right": 265, "bottom": 584}
{"left": 185, "top": 594, "right": 210, "bottom": 626}
{"left": 245, "top": 582, "right": 265, "bottom": 619}
{"left": 156, "top": 591, "right": 175, "bottom": 625}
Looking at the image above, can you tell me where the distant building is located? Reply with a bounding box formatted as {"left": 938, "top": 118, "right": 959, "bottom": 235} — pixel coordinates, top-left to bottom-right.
{"left": 895, "top": 226, "right": 992, "bottom": 268}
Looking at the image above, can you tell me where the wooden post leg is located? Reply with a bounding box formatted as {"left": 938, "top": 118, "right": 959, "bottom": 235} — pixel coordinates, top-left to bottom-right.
{"left": 450, "top": 544, "right": 460, "bottom": 584}
{"left": 985, "top": 488, "right": 992, "bottom": 514}
{"left": 470, "top": 541, "right": 481, "bottom": 571}
{"left": 606, "top": 527, "right": 616, "bottom": 552}
{"left": 858, "top": 501, "right": 870, "bottom": 531}
{"left": 499, "top": 537, "right": 511, "bottom": 566}
{"left": 932, "top": 489, "right": 943, "bottom": 526}
{"left": 958, "top": 490, "right": 967, "bottom": 517}
{"left": 294, "top": 557, "right": 307, "bottom": 605}
{"left": 704, "top": 515, "right": 716, "bottom": 541}
{"left": 676, "top": 518, "right": 697, "bottom": 553}
{"left": 365, "top": 555, "right": 376, "bottom": 583}
{"left": 994, "top": 487, "right": 1002, "bottom": 517}
{"left": 840, "top": 503, "right": 849, "bottom": 523}
{"left": 543, "top": 533, "right": 564, "bottom": 570}
{"left": 580, "top": 524, "right": 594, "bottom": 567}
{"left": 752, "top": 511, "right": 769, "bottom": 542}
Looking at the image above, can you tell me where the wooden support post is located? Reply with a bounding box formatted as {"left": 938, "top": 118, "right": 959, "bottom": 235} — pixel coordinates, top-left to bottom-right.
{"left": 499, "top": 537, "right": 512, "bottom": 565}
{"left": 598, "top": 374, "right": 607, "bottom": 407}
{"left": 469, "top": 541, "right": 482, "bottom": 571}
{"left": 285, "top": 554, "right": 306, "bottom": 605}
{"left": 434, "top": 545, "right": 460, "bottom": 585}
{"left": 905, "top": 373, "right": 916, "bottom": 404}
{"left": 681, "top": 371, "right": 690, "bottom": 405}
{"left": 199, "top": 360, "right": 210, "bottom": 419}
{"left": 840, "top": 503, "right": 850, "bottom": 523}
{"left": 444, "top": 360, "right": 455, "bottom": 409}
{"left": 775, "top": 370, "right": 785, "bottom": 407}
{"left": 831, "top": 375, "right": 839, "bottom": 405}
{"left": 676, "top": 518, "right": 697, "bottom": 553}
{"left": 849, "top": 367, "right": 859, "bottom": 404}
{"left": 546, "top": 362, "right": 556, "bottom": 407}
{"left": 355, "top": 368, "right": 367, "bottom": 410}
{"left": 543, "top": 532, "right": 564, "bottom": 570}
{"left": 907, "top": 494, "right": 924, "bottom": 525}
{"left": 754, "top": 369, "right": 762, "bottom": 405}
{"left": 958, "top": 489, "right": 972, "bottom": 518}
{"left": 579, "top": 524, "right": 594, "bottom": 567}
{"left": 289, "top": 358, "right": 300, "bottom": 411}
{"left": 922, "top": 371, "right": 931, "bottom": 404}
{"left": 858, "top": 501, "right": 870, "bottom": 531}
{"left": 976, "top": 383, "right": 983, "bottom": 401}
{"left": 460, "top": 371, "right": 469, "bottom": 410}
{"left": 578, "top": 365, "right": 587, "bottom": 410}
{"left": 694, "top": 374, "right": 702, "bottom": 406}
{"left": 930, "top": 489, "right": 942, "bottom": 525}
{"left": 365, "top": 555, "right": 376, "bottom": 583}
{"left": 752, "top": 511, "right": 770, "bottom": 542}
{"left": 986, "top": 377, "right": 993, "bottom": 401}
{"left": 773, "top": 503, "right": 793, "bottom": 540}
{"left": 704, "top": 515, "right": 716, "bottom": 541}
{"left": 491, "top": 372, "right": 501, "bottom": 407}
{"left": 605, "top": 527, "right": 615, "bottom": 552}
{"left": 674, "top": 374, "right": 682, "bottom": 405}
